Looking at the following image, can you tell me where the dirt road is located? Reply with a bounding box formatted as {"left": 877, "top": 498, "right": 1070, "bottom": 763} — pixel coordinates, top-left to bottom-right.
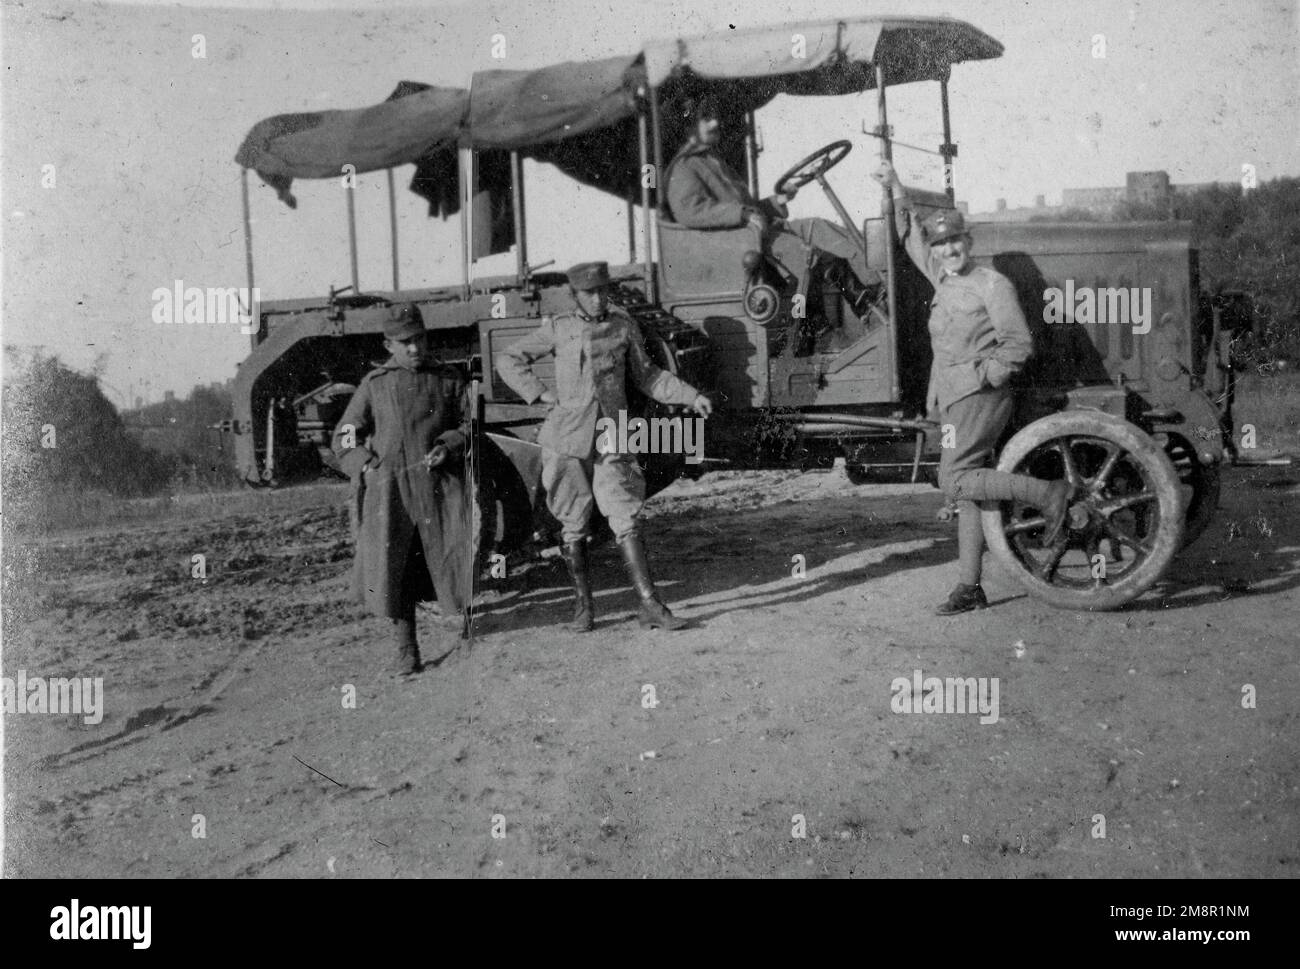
{"left": 3, "top": 466, "right": 1297, "bottom": 877}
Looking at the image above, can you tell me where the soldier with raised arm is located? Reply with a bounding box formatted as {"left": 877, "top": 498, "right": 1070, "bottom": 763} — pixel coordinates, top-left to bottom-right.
{"left": 872, "top": 161, "right": 1069, "bottom": 615}
{"left": 495, "top": 262, "right": 713, "bottom": 633}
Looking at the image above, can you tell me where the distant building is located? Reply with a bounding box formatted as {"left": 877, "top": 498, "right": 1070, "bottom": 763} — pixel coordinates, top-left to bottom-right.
{"left": 971, "top": 170, "right": 1236, "bottom": 223}
{"left": 1171, "top": 180, "right": 1226, "bottom": 197}
{"left": 1125, "top": 170, "right": 1171, "bottom": 206}
{"left": 1060, "top": 186, "right": 1127, "bottom": 211}
{"left": 970, "top": 194, "right": 1065, "bottom": 223}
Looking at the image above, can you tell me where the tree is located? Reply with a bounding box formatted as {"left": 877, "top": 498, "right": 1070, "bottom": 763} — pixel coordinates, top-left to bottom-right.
{"left": 124, "top": 382, "right": 237, "bottom": 488}
{"left": 1195, "top": 178, "right": 1300, "bottom": 364}
{"left": 1100, "top": 178, "right": 1298, "bottom": 363}
{"left": 1, "top": 349, "right": 175, "bottom": 501}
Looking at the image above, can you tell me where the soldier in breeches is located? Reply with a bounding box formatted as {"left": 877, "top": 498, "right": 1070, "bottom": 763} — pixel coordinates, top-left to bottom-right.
{"left": 495, "top": 261, "right": 714, "bottom": 632}
{"left": 332, "top": 304, "right": 473, "bottom": 674}
{"left": 873, "top": 162, "right": 1069, "bottom": 615}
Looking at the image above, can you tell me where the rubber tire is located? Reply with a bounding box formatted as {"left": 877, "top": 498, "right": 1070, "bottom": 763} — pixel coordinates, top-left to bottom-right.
{"left": 1163, "top": 435, "right": 1221, "bottom": 548}
{"left": 981, "top": 411, "right": 1184, "bottom": 611}
{"left": 1182, "top": 463, "right": 1221, "bottom": 548}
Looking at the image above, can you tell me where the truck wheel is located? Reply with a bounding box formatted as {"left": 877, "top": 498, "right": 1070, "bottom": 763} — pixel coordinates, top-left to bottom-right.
{"left": 1161, "top": 434, "right": 1221, "bottom": 548}
{"left": 981, "top": 411, "right": 1184, "bottom": 611}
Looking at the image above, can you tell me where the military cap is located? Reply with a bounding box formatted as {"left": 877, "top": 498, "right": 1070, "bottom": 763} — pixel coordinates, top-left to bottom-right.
{"left": 923, "top": 210, "right": 970, "bottom": 246}
{"left": 687, "top": 94, "right": 722, "bottom": 121}
{"left": 381, "top": 302, "right": 425, "bottom": 341}
{"left": 567, "top": 261, "right": 612, "bottom": 291}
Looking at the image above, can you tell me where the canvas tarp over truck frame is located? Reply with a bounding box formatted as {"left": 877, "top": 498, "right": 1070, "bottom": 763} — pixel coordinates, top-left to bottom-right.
{"left": 234, "top": 16, "right": 1002, "bottom": 215}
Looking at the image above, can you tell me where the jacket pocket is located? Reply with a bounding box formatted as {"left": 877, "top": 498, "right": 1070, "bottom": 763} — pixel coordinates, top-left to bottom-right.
{"left": 554, "top": 335, "right": 582, "bottom": 403}
{"left": 979, "top": 357, "right": 1013, "bottom": 389}
{"left": 941, "top": 359, "right": 984, "bottom": 404}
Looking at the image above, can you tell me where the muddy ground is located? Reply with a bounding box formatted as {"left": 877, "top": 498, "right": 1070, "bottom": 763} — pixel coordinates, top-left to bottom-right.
{"left": 2, "top": 465, "right": 1297, "bottom": 878}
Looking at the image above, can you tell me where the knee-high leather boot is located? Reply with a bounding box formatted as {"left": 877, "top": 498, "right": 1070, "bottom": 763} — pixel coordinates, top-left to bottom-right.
{"left": 392, "top": 610, "right": 421, "bottom": 675}
{"left": 617, "top": 534, "right": 688, "bottom": 630}
{"left": 561, "top": 539, "right": 596, "bottom": 632}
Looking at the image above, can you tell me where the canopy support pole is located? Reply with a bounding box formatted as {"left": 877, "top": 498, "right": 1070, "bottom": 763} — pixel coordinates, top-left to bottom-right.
{"left": 345, "top": 179, "right": 360, "bottom": 293}
{"left": 387, "top": 168, "right": 400, "bottom": 291}
{"left": 241, "top": 168, "right": 257, "bottom": 347}
{"left": 647, "top": 85, "right": 665, "bottom": 300}
{"left": 939, "top": 72, "right": 957, "bottom": 201}
{"left": 876, "top": 61, "right": 899, "bottom": 401}
{"left": 744, "top": 110, "right": 760, "bottom": 198}
{"left": 626, "top": 194, "right": 637, "bottom": 262}
{"left": 511, "top": 150, "right": 528, "bottom": 281}
{"left": 458, "top": 147, "right": 471, "bottom": 299}
{"left": 638, "top": 99, "right": 656, "bottom": 303}
{"left": 649, "top": 86, "right": 665, "bottom": 217}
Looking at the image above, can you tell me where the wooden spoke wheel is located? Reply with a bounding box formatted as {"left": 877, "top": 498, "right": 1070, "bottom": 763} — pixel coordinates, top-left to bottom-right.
{"left": 982, "top": 411, "right": 1185, "bottom": 611}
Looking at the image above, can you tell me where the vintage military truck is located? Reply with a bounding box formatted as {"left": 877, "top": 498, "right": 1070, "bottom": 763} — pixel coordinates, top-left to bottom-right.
{"left": 231, "top": 15, "right": 1251, "bottom": 610}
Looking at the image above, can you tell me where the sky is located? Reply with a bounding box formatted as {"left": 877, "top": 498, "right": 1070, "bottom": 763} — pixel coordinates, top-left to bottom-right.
{"left": 2, "top": 0, "right": 1297, "bottom": 409}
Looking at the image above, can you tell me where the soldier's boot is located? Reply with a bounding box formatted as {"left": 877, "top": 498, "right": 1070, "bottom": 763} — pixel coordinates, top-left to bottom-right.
{"left": 618, "top": 534, "right": 688, "bottom": 631}
{"left": 561, "top": 539, "right": 596, "bottom": 633}
{"left": 391, "top": 614, "right": 421, "bottom": 675}
{"left": 953, "top": 470, "right": 1073, "bottom": 548}
{"left": 935, "top": 583, "right": 989, "bottom": 616}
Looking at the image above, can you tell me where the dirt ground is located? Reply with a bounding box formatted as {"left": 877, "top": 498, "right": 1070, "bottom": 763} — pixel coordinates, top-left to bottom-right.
{"left": 2, "top": 464, "right": 1297, "bottom": 878}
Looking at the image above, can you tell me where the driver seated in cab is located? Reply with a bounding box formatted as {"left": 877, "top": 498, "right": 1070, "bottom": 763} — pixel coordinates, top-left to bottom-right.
{"left": 665, "top": 94, "right": 880, "bottom": 318}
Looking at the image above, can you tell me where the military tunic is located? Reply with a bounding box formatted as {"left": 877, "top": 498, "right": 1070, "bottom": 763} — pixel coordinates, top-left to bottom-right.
{"left": 900, "top": 213, "right": 1033, "bottom": 412}
{"left": 495, "top": 306, "right": 701, "bottom": 542}
{"left": 898, "top": 201, "right": 1035, "bottom": 499}
{"left": 331, "top": 360, "right": 472, "bottom": 620}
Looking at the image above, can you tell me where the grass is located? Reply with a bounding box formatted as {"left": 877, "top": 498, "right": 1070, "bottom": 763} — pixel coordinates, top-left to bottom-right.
{"left": 1232, "top": 370, "right": 1300, "bottom": 455}
{"left": 4, "top": 480, "right": 351, "bottom": 538}
{"left": 5, "top": 372, "right": 1297, "bottom": 539}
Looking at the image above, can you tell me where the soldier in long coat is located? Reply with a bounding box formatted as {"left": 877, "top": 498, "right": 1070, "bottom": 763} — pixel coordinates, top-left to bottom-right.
{"left": 495, "top": 262, "right": 713, "bottom": 632}
{"left": 332, "top": 304, "right": 472, "bottom": 673}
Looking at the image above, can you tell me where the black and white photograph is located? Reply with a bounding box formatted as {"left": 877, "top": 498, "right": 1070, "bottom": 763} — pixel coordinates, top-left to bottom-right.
{"left": 1, "top": 0, "right": 1296, "bottom": 901}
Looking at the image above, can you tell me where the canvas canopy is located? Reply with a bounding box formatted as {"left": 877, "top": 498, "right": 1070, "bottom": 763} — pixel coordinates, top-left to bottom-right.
{"left": 235, "top": 16, "right": 1001, "bottom": 213}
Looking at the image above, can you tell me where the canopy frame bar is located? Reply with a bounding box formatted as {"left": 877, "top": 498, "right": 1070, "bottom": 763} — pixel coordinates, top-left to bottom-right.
{"left": 744, "top": 110, "right": 760, "bottom": 198}
{"left": 511, "top": 150, "right": 528, "bottom": 281}
{"left": 626, "top": 194, "right": 637, "bottom": 263}
{"left": 345, "top": 179, "right": 360, "bottom": 293}
{"left": 241, "top": 167, "right": 258, "bottom": 348}
{"left": 649, "top": 84, "right": 665, "bottom": 218}
{"left": 387, "top": 169, "right": 400, "bottom": 290}
{"left": 458, "top": 147, "right": 472, "bottom": 299}
{"left": 875, "top": 59, "right": 899, "bottom": 401}
{"left": 637, "top": 99, "right": 655, "bottom": 302}
{"left": 939, "top": 70, "right": 957, "bottom": 201}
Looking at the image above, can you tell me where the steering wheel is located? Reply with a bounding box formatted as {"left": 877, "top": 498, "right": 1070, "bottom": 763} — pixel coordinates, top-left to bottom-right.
{"left": 775, "top": 140, "right": 852, "bottom": 196}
